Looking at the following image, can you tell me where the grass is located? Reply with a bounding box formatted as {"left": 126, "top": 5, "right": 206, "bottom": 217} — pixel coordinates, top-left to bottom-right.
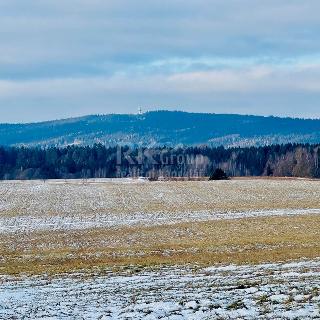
{"left": 1, "top": 214, "right": 320, "bottom": 276}
{"left": 1, "top": 178, "right": 320, "bottom": 276}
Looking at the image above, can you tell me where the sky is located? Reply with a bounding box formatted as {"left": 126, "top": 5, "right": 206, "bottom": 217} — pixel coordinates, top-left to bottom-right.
{"left": 1, "top": 0, "right": 320, "bottom": 122}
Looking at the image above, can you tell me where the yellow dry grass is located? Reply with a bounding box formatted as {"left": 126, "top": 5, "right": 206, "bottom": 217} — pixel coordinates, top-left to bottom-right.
{"left": 1, "top": 214, "right": 320, "bottom": 276}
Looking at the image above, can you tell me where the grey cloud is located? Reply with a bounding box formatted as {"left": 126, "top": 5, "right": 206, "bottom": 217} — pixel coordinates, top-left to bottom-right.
{"left": 1, "top": 1, "right": 320, "bottom": 121}
{"left": 1, "top": 0, "right": 320, "bottom": 70}
{"left": 1, "top": 61, "right": 320, "bottom": 122}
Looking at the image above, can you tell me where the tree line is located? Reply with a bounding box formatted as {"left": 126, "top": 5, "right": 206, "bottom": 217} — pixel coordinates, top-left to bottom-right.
{"left": 0, "top": 143, "right": 319, "bottom": 180}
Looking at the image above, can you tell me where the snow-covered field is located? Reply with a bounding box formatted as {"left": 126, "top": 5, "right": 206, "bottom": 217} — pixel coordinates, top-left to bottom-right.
{"left": 1, "top": 178, "right": 320, "bottom": 217}
{"left": 2, "top": 208, "right": 320, "bottom": 234}
{"left": 1, "top": 179, "right": 320, "bottom": 319}
{"left": 1, "top": 178, "right": 320, "bottom": 233}
{"left": 1, "top": 259, "right": 320, "bottom": 319}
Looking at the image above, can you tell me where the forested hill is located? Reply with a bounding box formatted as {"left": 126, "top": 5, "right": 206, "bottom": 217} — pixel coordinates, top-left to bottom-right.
{"left": 1, "top": 111, "right": 320, "bottom": 147}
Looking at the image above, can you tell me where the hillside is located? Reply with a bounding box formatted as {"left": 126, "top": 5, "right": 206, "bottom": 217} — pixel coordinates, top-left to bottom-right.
{"left": 1, "top": 111, "right": 320, "bottom": 147}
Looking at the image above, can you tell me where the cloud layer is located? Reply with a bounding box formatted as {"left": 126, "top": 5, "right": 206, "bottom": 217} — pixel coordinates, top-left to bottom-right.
{"left": 1, "top": 1, "right": 320, "bottom": 122}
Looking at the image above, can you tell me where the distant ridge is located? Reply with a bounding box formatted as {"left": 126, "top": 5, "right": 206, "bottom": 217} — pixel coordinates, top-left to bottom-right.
{"left": 1, "top": 110, "right": 320, "bottom": 147}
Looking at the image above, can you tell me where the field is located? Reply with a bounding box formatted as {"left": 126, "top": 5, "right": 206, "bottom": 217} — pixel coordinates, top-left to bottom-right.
{"left": 1, "top": 178, "right": 320, "bottom": 319}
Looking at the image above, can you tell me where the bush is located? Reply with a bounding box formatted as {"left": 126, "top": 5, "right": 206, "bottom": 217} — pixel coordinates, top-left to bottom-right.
{"left": 209, "top": 168, "right": 229, "bottom": 180}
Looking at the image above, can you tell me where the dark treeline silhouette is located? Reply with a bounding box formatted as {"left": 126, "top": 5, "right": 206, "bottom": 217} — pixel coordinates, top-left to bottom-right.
{"left": 0, "top": 143, "right": 320, "bottom": 180}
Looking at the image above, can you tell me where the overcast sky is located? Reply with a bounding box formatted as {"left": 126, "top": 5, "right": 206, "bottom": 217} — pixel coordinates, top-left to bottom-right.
{"left": 1, "top": 1, "right": 320, "bottom": 122}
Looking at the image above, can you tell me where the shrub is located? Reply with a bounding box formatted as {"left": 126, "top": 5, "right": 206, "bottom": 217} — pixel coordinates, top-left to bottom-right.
{"left": 209, "top": 168, "right": 229, "bottom": 180}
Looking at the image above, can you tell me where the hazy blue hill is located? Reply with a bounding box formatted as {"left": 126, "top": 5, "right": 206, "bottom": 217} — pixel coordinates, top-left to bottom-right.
{"left": 1, "top": 110, "right": 320, "bottom": 147}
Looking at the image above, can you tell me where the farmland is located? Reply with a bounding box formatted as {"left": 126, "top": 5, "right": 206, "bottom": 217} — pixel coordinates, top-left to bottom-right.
{"left": 1, "top": 178, "right": 320, "bottom": 319}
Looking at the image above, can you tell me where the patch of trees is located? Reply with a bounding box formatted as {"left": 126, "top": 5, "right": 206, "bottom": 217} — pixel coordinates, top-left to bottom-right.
{"left": 0, "top": 143, "right": 320, "bottom": 180}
